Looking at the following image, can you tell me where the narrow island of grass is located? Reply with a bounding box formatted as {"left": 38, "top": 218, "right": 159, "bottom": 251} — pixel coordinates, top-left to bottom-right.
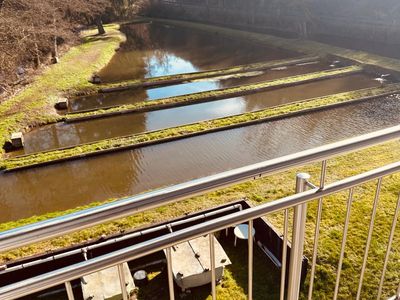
{"left": 2, "top": 83, "right": 399, "bottom": 172}
{"left": 95, "top": 55, "right": 320, "bottom": 93}
{"left": 0, "top": 24, "right": 126, "bottom": 157}
{"left": 65, "top": 65, "right": 363, "bottom": 122}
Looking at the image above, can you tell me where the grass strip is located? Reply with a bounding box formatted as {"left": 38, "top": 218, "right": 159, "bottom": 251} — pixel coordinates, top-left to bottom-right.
{"left": 2, "top": 83, "right": 399, "bottom": 172}
{"left": 97, "top": 56, "right": 320, "bottom": 93}
{"left": 0, "top": 24, "right": 126, "bottom": 157}
{"left": 65, "top": 65, "right": 363, "bottom": 122}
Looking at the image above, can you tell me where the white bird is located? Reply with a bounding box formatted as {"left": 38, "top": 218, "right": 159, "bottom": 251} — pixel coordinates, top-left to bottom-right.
{"left": 374, "top": 77, "right": 388, "bottom": 86}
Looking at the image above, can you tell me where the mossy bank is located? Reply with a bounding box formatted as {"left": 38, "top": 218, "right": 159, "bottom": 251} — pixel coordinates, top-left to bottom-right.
{"left": 0, "top": 24, "right": 126, "bottom": 157}
{"left": 65, "top": 65, "right": 362, "bottom": 122}
{"left": 2, "top": 84, "right": 399, "bottom": 172}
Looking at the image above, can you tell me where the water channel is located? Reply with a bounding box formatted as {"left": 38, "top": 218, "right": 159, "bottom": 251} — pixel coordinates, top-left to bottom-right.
{"left": 1, "top": 21, "right": 398, "bottom": 224}
{"left": 1, "top": 95, "right": 400, "bottom": 223}
{"left": 17, "top": 73, "right": 379, "bottom": 155}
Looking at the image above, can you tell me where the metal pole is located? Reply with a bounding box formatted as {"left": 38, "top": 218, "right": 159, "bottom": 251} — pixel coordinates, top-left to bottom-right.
{"left": 166, "top": 248, "right": 175, "bottom": 300}
{"left": 64, "top": 281, "right": 75, "bottom": 300}
{"left": 117, "top": 264, "right": 128, "bottom": 300}
{"left": 280, "top": 209, "right": 289, "bottom": 300}
{"left": 248, "top": 220, "right": 254, "bottom": 300}
{"left": 287, "top": 173, "right": 310, "bottom": 300}
{"left": 308, "top": 160, "right": 327, "bottom": 300}
{"left": 356, "top": 178, "right": 383, "bottom": 300}
{"left": 209, "top": 233, "right": 217, "bottom": 300}
{"left": 376, "top": 194, "right": 400, "bottom": 300}
{"left": 333, "top": 188, "right": 354, "bottom": 300}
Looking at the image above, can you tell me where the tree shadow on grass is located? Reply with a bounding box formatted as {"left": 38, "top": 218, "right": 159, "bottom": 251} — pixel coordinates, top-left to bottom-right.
{"left": 83, "top": 35, "right": 117, "bottom": 44}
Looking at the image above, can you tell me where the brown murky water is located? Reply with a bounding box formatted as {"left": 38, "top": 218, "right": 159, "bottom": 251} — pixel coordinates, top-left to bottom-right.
{"left": 1, "top": 95, "right": 400, "bottom": 223}
{"left": 69, "top": 61, "right": 329, "bottom": 112}
{"left": 97, "top": 22, "right": 298, "bottom": 83}
{"left": 1, "top": 21, "right": 396, "bottom": 224}
{"left": 19, "top": 73, "right": 379, "bottom": 154}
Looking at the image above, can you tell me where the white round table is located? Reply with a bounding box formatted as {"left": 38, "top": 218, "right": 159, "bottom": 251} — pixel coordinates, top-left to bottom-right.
{"left": 233, "top": 224, "right": 256, "bottom": 247}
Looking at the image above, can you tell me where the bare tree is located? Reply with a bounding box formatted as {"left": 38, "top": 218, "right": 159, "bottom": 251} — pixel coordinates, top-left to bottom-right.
{"left": 0, "top": 0, "right": 117, "bottom": 92}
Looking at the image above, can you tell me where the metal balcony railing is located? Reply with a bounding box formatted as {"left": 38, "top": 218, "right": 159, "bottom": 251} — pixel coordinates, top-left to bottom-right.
{"left": 1, "top": 125, "right": 400, "bottom": 300}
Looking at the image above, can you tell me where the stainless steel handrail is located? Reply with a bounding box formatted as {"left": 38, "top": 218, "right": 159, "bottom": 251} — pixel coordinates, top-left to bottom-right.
{"left": 1, "top": 160, "right": 400, "bottom": 300}
{"left": 1, "top": 125, "right": 400, "bottom": 253}
{"left": 0, "top": 204, "right": 242, "bottom": 275}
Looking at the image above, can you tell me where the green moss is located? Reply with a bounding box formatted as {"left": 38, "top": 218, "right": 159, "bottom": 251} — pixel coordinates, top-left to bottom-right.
{"left": 0, "top": 24, "right": 126, "bottom": 157}
{"left": 65, "top": 65, "right": 362, "bottom": 121}
{"left": 95, "top": 55, "right": 320, "bottom": 92}
{"left": 2, "top": 83, "right": 399, "bottom": 171}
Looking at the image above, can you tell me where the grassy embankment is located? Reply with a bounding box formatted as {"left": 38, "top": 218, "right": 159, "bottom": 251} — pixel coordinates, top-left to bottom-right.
{"left": 1, "top": 141, "right": 399, "bottom": 299}
{"left": 2, "top": 83, "right": 399, "bottom": 172}
{"left": 0, "top": 24, "right": 126, "bottom": 157}
{"left": 65, "top": 65, "right": 362, "bottom": 121}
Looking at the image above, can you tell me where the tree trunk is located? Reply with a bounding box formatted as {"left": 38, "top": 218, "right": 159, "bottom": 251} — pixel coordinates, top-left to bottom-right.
{"left": 96, "top": 17, "right": 105, "bottom": 35}
{"left": 34, "top": 42, "right": 41, "bottom": 68}
{"left": 52, "top": 6, "right": 59, "bottom": 64}
{"left": 52, "top": 36, "right": 59, "bottom": 64}
{"left": 54, "top": 36, "right": 58, "bottom": 57}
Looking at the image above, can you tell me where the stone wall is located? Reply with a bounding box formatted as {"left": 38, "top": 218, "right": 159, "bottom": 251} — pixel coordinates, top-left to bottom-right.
{"left": 147, "top": 0, "right": 400, "bottom": 45}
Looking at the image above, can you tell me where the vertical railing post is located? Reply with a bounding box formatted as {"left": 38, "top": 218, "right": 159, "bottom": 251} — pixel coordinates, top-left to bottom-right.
{"left": 117, "top": 264, "right": 128, "bottom": 300}
{"left": 166, "top": 247, "right": 175, "bottom": 300}
{"left": 209, "top": 233, "right": 217, "bottom": 300}
{"left": 248, "top": 220, "right": 254, "bottom": 300}
{"left": 65, "top": 281, "right": 75, "bottom": 300}
{"left": 308, "top": 160, "right": 327, "bottom": 300}
{"left": 377, "top": 194, "right": 400, "bottom": 300}
{"left": 280, "top": 209, "right": 289, "bottom": 300}
{"left": 287, "top": 173, "right": 310, "bottom": 300}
